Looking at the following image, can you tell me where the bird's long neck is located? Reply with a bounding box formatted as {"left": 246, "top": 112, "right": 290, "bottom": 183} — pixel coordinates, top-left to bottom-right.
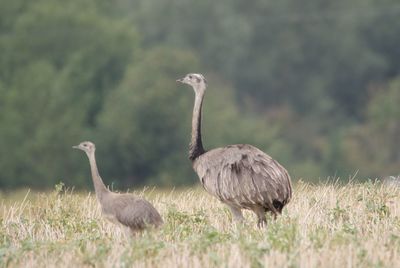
{"left": 189, "top": 89, "right": 206, "bottom": 161}
{"left": 87, "top": 152, "right": 109, "bottom": 200}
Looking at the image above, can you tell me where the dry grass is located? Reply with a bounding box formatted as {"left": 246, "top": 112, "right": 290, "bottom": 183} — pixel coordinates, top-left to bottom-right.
{"left": 1, "top": 181, "right": 399, "bottom": 268}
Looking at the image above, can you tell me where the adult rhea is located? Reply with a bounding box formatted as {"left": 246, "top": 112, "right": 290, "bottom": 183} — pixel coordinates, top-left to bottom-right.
{"left": 73, "top": 141, "right": 163, "bottom": 234}
{"left": 177, "top": 73, "right": 292, "bottom": 227}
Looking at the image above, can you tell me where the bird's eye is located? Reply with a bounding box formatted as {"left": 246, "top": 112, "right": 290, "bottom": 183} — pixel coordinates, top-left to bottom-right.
{"left": 188, "top": 75, "right": 192, "bottom": 79}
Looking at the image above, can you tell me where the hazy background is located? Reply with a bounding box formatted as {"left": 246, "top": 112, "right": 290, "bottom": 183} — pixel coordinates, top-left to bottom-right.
{"left": 0, "top": 0, "right": 399, "bottom": 189}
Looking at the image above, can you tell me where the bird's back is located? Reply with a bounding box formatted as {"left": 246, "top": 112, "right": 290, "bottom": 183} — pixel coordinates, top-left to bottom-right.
{"left": 102, "top": 193, "right": 163, "bottom": 230}
{"left": 193, "top": 144, "right": 292, "bottom": 210}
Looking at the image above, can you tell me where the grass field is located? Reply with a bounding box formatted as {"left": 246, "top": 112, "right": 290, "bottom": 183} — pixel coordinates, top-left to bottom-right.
{"left": 1, "top": 181, "right": 399, "bottom": 268}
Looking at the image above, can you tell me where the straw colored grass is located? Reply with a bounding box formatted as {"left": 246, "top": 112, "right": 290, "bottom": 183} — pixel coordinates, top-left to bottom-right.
{"left": 1, "top": 181, "right": 399, "bottom": 267}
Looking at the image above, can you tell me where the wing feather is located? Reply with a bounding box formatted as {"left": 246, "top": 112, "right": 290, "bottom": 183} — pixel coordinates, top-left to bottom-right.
{"left": 193, "top": 144, "right": 292, "bottom": 209}
{"left": 113, "top": 197, "right": 163, "bottom": 230}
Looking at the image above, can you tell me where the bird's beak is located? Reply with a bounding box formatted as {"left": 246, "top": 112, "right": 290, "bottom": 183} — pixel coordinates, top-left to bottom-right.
{"left": 176, "top": 78, "right": 184, "bottom": 83}
{"left": 72, "top": 145, "right": 79, "bottom": 149}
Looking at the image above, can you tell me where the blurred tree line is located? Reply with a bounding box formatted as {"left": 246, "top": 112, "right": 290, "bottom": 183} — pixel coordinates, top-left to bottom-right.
{"left": 0, "top": 0, "right": 399, "bottom": 189}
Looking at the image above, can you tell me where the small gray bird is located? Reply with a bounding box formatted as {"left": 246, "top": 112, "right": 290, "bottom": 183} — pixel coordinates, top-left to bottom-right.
{"left": 73, "top": 141, "right": 163, "bottom": 235}
{"left": 177, "top": 73, "right": 292, "bottom": 227}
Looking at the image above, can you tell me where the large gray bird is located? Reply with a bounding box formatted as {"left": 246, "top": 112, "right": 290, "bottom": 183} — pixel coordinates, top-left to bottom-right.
{"left": 177, "top": 73, "right": 292, "bottom": 227}
{"left": 73, "top": 141, "right": 163, "bottom": 235}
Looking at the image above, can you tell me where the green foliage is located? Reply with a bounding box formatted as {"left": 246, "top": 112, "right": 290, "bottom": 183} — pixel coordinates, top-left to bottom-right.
{"left": 129, "top": 0, "right": 390, "bottom": 116}
{"left": 342, "top": 77, "right": 400, "bottom": 178}
{"left": 0, "top": 0, "right": 138, "bottom": 188}
{"left": 1, "top": 0, "right": 400, "bottom": 188}
{"left": 95, "top": 48, "right": 199, "bottom": 186}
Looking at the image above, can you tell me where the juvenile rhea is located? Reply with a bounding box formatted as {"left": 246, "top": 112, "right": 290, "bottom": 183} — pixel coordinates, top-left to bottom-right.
{"left": 177, "top": 73, "right": 292, "bottom": 228}
{"left": 73, "top": 141, "right": 163, "bottom": 234}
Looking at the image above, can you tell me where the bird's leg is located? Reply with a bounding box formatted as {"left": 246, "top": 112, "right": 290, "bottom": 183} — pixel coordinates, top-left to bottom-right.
{"left": 257, "top": 217, "right": 267, "bottom": 228}
{"left": 129, "top": 228, "right": 141, "bottom": 239}
{"left": 122, "top": 226, "right": 133, "bottom": 239}
{"left": 121, "top": 226, "right": 140, "bottom": 240}
{"left": 271, "top": 211, "right": 278, "bottom": 220}
{"left": 254, "top": 207, "right": 267, "bottom": 228}
{"left": 227, "top": 204, "right": 244, "bottom": 223}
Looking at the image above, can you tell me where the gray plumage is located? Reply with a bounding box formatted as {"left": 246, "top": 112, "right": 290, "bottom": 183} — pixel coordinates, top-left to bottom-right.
{"left": 73, "top": 141, "right": 163, "bottom": 234}
{"left": 177, "top": 73, "right": 292, "bottom": 227}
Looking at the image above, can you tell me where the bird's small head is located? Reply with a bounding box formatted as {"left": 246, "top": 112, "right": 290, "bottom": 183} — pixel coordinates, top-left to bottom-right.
{"left": 176, "top": 73, "right": 207, "bottom": 92}
{"left": 72, "top": 141, "right": 96, "bottom": 154}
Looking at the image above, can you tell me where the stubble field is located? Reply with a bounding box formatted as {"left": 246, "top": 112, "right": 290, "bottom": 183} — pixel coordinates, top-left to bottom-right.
{"left": 1, "top": 181, "right": 399, "bottom": 268}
